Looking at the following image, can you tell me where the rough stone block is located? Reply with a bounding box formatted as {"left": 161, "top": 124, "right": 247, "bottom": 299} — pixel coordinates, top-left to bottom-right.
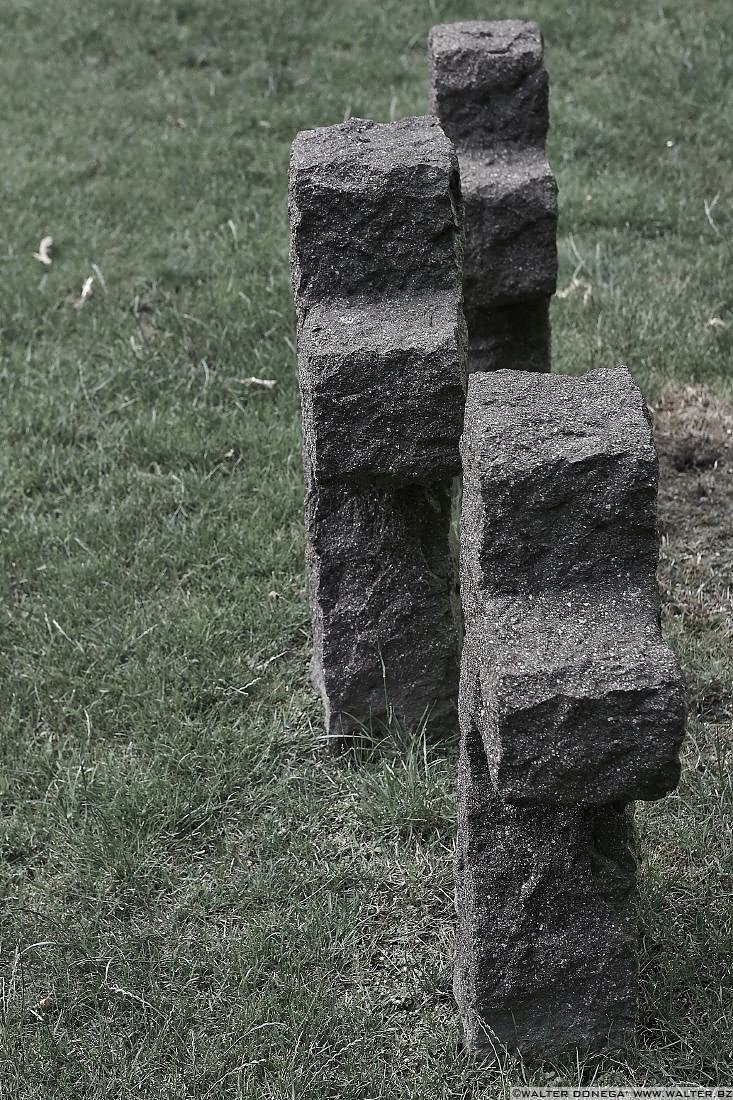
{"left": 306, "top": 478, "right": 460, "bottom": 744}
{"left": 428, "top": 21, "right": 549, "bottom": 149}
{"left": 289, "top": 115, "right": 467, "bottom": 744}
{"left": 461, "top": 369, "right": 660, "bottom": 593}
{"left": 290, "top": 116, "right": 464, "bottom": 308}
{"left": 467, "top": 598, "right": 685, "bottom": 804}
{"left": 298, "top": 294, "right": 466, "bottom": 486}
{"left": 460, "top": 153, "right": 557, "bottom": 310}
{"left": 460, "top": 367, "right": 686, "bottom": 805}
{"left": 290, "top": 116, "right": 467, "bottom": 485}
{"left": 454, "top": 694, "right": 638, "bottom": 1060}
{"left": 428, "top": 21, "right": 558, "bottom": 371}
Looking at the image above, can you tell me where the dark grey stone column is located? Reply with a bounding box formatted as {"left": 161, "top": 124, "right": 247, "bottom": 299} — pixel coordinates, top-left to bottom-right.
{"left": 456, "top": 368, "right": 686, "bottom": 1059}
{"left": 288, "top": 117, "right": 468, "bottom": 747}
{"left": 428, "top": 21, "right": 558, "bottom": 374}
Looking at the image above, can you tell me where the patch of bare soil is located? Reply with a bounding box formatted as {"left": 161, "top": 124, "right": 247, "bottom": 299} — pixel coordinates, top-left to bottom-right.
{"left": 652, "top": 385, "right": 733, "bottom": 727}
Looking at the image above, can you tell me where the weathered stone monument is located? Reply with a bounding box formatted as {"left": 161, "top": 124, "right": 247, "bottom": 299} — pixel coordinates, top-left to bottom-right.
{"left": 287, "top": 26, "right": 686, "bottom": 1063}
{"left": 428, "top": 21, "right": 557, "bottom": 374}
{"left": 288, "top": 116, "right": 467, "bottom": 746}
{"left": 455, "top": 367, "right": 687, "bottom": 1059}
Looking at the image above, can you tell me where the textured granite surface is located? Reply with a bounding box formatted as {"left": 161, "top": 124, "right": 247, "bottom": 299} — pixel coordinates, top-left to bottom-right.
{"left": 460, "top": 367, "right": 686, "bottom": 804}
{"left": 455, "top": 366, "right": 686, "bottom": 1059}
{"left": 454, "top": 686, "right": 638, "bottom": 1060}
{"left": 306, "top": 479, "right": 460, "bottom": 743}
{"left": 428, "top": 21, "right": 557, "bottom": 373}
{"left": 289, "top": 117, "right": 467, "bottom": 744}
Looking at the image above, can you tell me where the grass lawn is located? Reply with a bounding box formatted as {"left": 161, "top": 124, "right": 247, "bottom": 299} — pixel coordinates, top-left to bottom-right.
{"left": 0, "top": 0, "right": 731, "bottom": 1095}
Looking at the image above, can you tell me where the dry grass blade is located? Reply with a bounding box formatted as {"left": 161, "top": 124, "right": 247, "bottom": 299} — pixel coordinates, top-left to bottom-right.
{"left": 239, "top": 376, "right": 277, "bottom": 389}
{"left": 33, "top": 236, "right": 53, "bottom": 265}
{"left": 556, "top": 277, "right": 592, "bottom": 304}
{"left": 73, "top": 275, "right": 94, "bottom": 310}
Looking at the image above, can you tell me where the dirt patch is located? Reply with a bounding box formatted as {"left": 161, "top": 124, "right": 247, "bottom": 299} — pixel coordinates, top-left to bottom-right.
{"left": 652, "top": 385, "right": 733, "bottom": 723}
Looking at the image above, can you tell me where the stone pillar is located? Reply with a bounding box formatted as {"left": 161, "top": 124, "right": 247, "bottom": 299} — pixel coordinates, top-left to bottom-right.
{"left": 428, "top": 21, "right": 558, "bottom": 374}
{"left": 456, "top": 367, "right": 687, "bottom": 1059}
{"left": 288, "top": 116, "right": 468, "bottom": 747}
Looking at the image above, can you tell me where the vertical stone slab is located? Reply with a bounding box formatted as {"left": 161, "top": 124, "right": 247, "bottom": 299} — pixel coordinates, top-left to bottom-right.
{"left": 305, "top": 477, "right": 460, "bottom": 744}
{"left": 428, "top": 21, "right": 558, "bottom": 373}
{"left": 456, "top": 367, "right": 686, "bottom": 1059}
{"left": 461, "top": 368, "right": 687, "bottom": 806}
{"left": 454, "top": 713, "right": 639, "bottom": 1060}
{"left": 289, "top": 117, "right": 467, "bottom": 746}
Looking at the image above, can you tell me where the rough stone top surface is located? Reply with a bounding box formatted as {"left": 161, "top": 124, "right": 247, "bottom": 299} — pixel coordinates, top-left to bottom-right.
{"left": 429, "top": 20, "right": 543, "bottom": 78}
{"left": 460, "top": 367, "right": 685, "bottom": 805}
{"left": 290, "top": 115, "right": 455, "bottom": 180}
{"left": 458, "top": 147, "right": 552, "bottom": 191}
{"left": 462, "top": 368, "right": 654, "bottom": 480}
{"left": 299, "top": 292, "right": 460, "bottom": 357}
{"left": 289, "top": 116, "right": 462, "bottom": 305}
{"left": 474, "top": 585, "right": 667, "bottom": 660}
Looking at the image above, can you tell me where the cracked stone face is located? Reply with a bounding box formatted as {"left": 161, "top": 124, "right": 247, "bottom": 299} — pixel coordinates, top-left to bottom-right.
{"left": 290, "top": 116, "right": 464, "bottom": 307}
{"left": 297, "top": 294, "right": 466, "bottom": 486}
{"left": 460, "top": 152, "right": 557, "bottom": 309}
{"left": 465, "top": 601, "right": 685, "bottom": 805}
{"left": 306, "top": 479, "right": 460, "bottom": 743}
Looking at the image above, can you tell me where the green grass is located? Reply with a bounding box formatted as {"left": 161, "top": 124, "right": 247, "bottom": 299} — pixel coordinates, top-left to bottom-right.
{"left": 0, "top": 0, "right": 732, "bottom": 1095}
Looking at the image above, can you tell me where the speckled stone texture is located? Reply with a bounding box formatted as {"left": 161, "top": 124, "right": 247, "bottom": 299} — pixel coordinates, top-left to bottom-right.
{"left": 454, "top": 698, "right": 638, "bottom": 1061}
{"left": 461, "top": 367, "right": 686, "bottom": 804}
{"left": 288, "top": 117, "right": 467, "bottom": 746}
{"left": 455, "top": 367, "right": 686, "bottom": 1059}
{"left": 306, "top": 479, "right": 460, "bottom": 744}
{"left": 428, "top": 21, "right": 557, "bottom": 373}
{"left": 297, "top": 296, "right": 466, "bottom": 486}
